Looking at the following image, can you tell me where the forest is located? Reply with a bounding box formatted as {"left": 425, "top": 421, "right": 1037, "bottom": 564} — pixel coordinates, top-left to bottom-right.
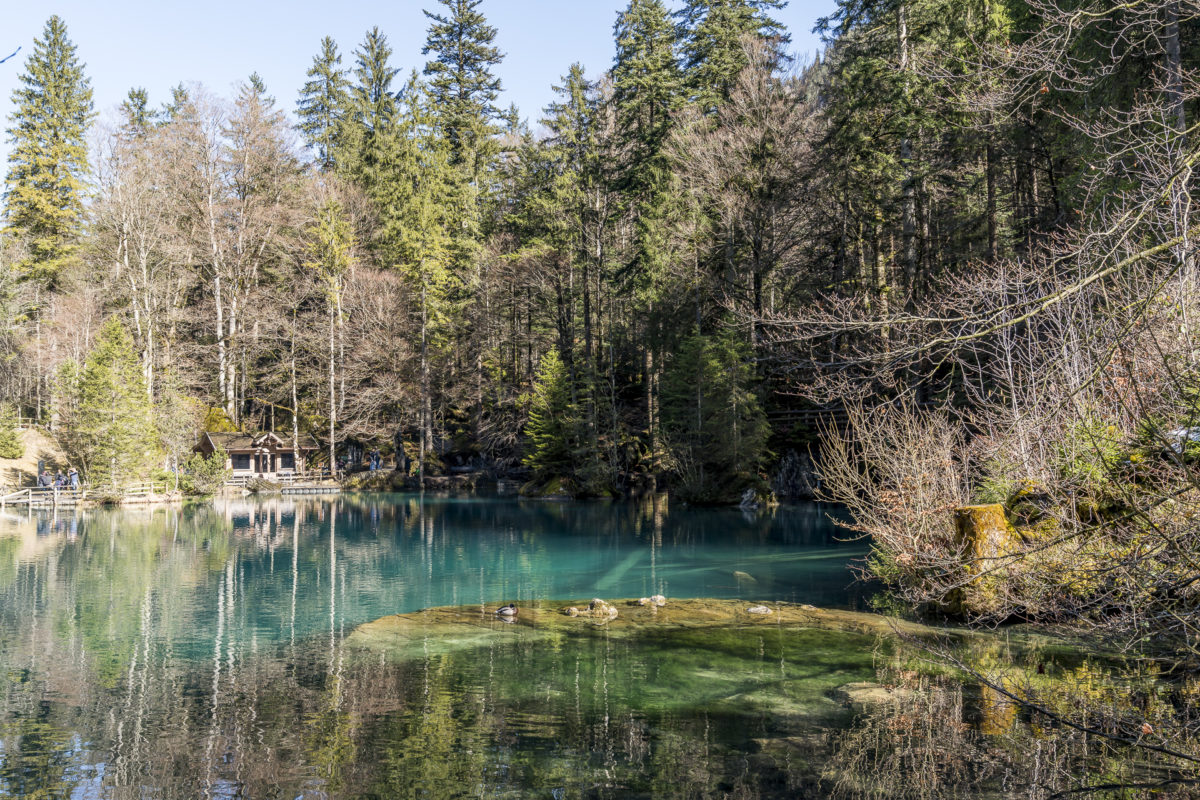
{"left": 3, "top": 0, "right": 1200, "bottom": 622}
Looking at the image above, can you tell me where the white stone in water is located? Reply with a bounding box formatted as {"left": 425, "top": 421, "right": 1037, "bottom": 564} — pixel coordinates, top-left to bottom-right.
{"left": 649, "top": 594, "right": 667, "bottom": 606}
{"left": 589, "top": 598, "right": 605, "bottom": 609}
{"left": 564, "top": 607, "right": 580, "bottom": 617}
{"left": 747, "top": 605, "right": 773, "bottom": 615}
{"left": 637, "top": 597, "right": 651, "bottom": 606}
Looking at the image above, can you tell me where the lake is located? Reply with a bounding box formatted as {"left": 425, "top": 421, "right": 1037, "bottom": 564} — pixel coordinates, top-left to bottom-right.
{"left": 2, "top": 493, "right": 1163, "bottom": 798}
{"left": 0, "top": 493, "right": 879, "bottom": 798}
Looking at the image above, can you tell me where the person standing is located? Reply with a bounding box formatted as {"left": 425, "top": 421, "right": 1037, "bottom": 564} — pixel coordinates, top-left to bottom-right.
{"left": 69, "top": 468, "right": 80, "bottom": 490}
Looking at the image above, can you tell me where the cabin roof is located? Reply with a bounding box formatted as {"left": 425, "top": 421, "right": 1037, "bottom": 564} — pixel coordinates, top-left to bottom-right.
{"left": 201, "top": 431, "right": 320, "bottom": 453}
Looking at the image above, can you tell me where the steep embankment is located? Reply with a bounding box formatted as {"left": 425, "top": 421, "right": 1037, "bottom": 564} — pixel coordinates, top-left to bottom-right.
{"left": 0, "top": 428, "right": 67, "bottom": 487}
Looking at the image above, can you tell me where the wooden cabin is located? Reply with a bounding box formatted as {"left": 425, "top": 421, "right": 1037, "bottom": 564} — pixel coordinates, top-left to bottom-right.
{"left": 196, "top": 432, "right": 320, "bottom": 480}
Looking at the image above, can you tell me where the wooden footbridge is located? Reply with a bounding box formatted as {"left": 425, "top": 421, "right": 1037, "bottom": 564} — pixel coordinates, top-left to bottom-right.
{"left": 0, "top": 482, "right": 176, "bottom": 508}
{"left": 0, "top": 487, "right": 86, "bottom": 508}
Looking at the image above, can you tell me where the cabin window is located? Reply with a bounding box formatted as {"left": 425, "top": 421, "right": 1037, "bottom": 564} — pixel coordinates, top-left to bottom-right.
{"left": 279, "top": 454, "right": 295, "bottom": 471}
{"left": 232, "top": 454, "right": 251, "bottom": 470}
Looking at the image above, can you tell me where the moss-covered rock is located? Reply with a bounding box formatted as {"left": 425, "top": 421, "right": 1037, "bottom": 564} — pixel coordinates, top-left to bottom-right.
{"left": 950, "top": 504, "right": 1023, "bottom": 615}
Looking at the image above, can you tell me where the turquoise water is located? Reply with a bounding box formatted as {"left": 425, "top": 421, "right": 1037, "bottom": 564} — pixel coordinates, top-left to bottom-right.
{"left": 0, "top": 493, "right": 872, "bottom": 798}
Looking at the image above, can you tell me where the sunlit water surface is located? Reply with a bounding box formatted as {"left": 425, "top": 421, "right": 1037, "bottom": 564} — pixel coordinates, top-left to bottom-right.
{"left": 0, "top": 493, "right": 876, "bottom": 798}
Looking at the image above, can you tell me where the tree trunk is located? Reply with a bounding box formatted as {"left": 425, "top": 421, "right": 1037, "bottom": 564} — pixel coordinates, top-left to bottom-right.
{"left": 328, "top": 303, "right": 336, "bottom": 478}
{"left": 898, "top": 2, "right": 918, "bottom": 300}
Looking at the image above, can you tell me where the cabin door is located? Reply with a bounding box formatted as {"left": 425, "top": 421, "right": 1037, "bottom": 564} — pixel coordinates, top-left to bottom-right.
{"left": 257, "top": 453, "right": 272, "bottom": 474}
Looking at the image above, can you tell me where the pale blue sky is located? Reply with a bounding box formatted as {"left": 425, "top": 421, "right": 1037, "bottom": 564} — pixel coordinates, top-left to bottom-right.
{"left": 0, "top": 0, "right": 835, "bottom": 163}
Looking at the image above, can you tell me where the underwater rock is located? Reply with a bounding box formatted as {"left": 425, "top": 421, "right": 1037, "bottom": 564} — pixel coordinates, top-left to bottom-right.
{"left": 733, "top": 570, "right": 758, "bottom": 584}
{"left": 747, "top": 605, "right": 773, "bottom": 615}
{"left": 346, "top": 599, "right": 959, "bottom": 663}
{"left": 831, "top": 681, "right": 915, "bottom": 708}
{"left": 650, "top": 594, "right": 666, "bottom": 606}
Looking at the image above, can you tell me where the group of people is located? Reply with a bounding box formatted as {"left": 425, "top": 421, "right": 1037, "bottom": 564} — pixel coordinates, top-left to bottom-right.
{"left": 38, "top": 467, "right": 80, "bottom": 490}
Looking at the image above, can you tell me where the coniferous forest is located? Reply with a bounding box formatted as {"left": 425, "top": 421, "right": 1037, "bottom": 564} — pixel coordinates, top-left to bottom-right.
{"left": 4, "top": 0, "right": 1200, "bottom": 625}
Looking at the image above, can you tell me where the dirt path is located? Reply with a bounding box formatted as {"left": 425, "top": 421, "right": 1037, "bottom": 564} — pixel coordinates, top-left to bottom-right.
{"left": 1, "top": 428, "right": 68, "bottom": 487}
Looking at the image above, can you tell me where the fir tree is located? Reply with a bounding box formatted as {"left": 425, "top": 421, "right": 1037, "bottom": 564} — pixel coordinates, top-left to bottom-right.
{"left": 73, "top": 318, "right": 159, "bottom": 489}
{"left": 3, "top": 15, "right": 94, "bottom": 289}
{"left": 297, "top": 36, "right": 351, "bottom": 172}
{"left": 421, "top": 0, "right": 504, "bottom": 169}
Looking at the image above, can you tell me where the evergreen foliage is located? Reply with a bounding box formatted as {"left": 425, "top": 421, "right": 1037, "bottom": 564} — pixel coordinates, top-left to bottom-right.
{"left": 297, "top": 36, "right": 351, "bottom": 172}
{"left": 119, "top": 87, "right": 156, "bottom": 136}
{"left": 612, "top": 0, "right": 683, "bottom": 281}
{"left": 340, "top": 27, "right": 401, "bottom": 184}
{"left": 422, "top": 0, "right": 504, "bottom": 168}
{"left": 71, "top": 318, "right": 159, "bottom": 489}
{"left": 0, "top": 404, "right": 23, "bottom": 460}
{"left": 182, "top": 447, "right": 230, "bottom": 496}
{"left": 3, "top": 15, "right": 94, "bottom": 290}
{"left": 680, "top": 0, "right": 789, "bottom": 111}
{"left": 523, "top": 348, "right": 579, "bottom": 480}
{"left": 660, "top": 329, "right": 769, "bottom": 502}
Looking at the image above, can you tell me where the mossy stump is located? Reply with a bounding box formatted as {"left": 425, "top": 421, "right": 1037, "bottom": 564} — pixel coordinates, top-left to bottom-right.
{"left": 949, "top": 504, "right": 1022, "bottom": 616}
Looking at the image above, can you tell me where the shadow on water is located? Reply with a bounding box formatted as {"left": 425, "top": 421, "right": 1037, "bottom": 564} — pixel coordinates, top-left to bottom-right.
{"left": 0, "top": 495, "right": 1188, "bottom": 798}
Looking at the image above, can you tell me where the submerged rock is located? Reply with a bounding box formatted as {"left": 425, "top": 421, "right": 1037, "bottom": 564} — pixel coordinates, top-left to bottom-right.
{"left": 831, "top": 681, "right": 915, "bottom": 708}
{"left": 748, "top": 605, "right": 773, "bottom": 615}
{"left": 346, "top": 598, "right": 953, "bottom": 664}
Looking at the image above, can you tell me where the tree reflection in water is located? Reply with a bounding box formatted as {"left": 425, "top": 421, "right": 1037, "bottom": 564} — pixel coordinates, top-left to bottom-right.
{"left": 1, "top": 498, "right": 1197, "bottom": 798}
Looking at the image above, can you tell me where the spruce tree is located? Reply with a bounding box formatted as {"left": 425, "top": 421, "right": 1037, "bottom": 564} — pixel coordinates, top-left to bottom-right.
{"left": 161, "top": 83, "right": 189, "bottom": 122}
{"left": 343, "top": 27, "right": 400, "bottom": 182}
{"left": 523, "top": 349, "right": 580, "bottom": 483}
{"left": 119, "top": 87, "right": 156, "bottom": 137}
{"left": 612, "top": 0, "right": 682, "bottom": 278}
{"left": 3, "top": 15, "right": 94, "bottom": 289}
{"left": 73, "top": 318, "right": 159, "bottom": 489}
{"left": 0, "top": 404, "right": 23, "bottom": 460}
{"left": 660, "top": 329, "right": 769, "bottom": 502}
{"left": 680, "top": 0, "right": 789, "bottom": 111}
{"left": 297, "top": 37, "right": 351, "bottom": 172}
{"left": 421, "top": 0, "right": 504, "bottom": 169}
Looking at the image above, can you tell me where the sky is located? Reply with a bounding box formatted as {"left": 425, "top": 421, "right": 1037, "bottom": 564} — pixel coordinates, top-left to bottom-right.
{"left": 0, "top": 0, "right": 836, "bottom": 163}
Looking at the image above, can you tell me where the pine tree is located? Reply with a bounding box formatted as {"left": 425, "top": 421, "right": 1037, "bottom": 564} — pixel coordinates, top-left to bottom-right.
{"left": 73, "top": 318, "right": 159, "bottom": 489}
{"left": 370, "top": 76, "right": 457, "bottom": 480}
{"left": 297, "top": 37, "right": 351, "bottom": 172}
{"left": 680, "top": 0, "right": 789, "bottom": 111}
{"left": 421, "top": 0, "right": 504, "bottom": 169}
{"left": 3, "top": 15, "right": 94, "bottom": 289}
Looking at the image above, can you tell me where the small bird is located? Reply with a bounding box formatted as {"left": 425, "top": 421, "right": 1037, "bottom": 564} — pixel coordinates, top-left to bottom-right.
{"left": 496, "top": 603, "right": 518, "bottom": 617}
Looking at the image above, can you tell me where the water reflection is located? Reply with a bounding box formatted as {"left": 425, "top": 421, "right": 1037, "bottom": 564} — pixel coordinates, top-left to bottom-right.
{"left": 0, "top": 494, "right": 868, "bottom": 798}
{"left": 0, "top": 496, "right": 1190, "bottom": 798}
